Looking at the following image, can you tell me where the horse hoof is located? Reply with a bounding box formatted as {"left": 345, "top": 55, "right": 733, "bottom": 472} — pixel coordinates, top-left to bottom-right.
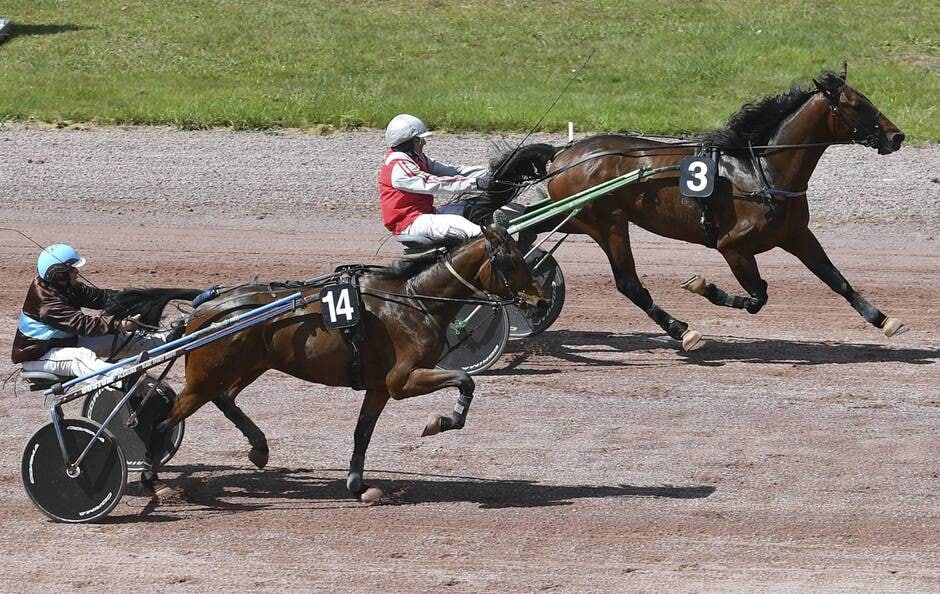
{"left": 882, "top": 317, "right": 909, "bottom": 337}
{"left": 359, "top": 487, "right": 384, "bottom": 504}
{"left": 249, "top": 447, "right": 269, "bottom": 469}
{"left": 681, "top": 329, "right": 705, "bottom": 351}
{"left": 680, "top": 275, "right": 707, "bottom": 296}
{"left": 150, "top": 481, "right": 184, "bottom": 503}
{"left": 421, "top": 414, "right": 442, "bottom": 437}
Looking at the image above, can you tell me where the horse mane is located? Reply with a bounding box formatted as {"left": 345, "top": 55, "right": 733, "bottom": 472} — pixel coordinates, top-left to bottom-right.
{"left": 489, "top": 142, "right": 559, "bottom": 179}
{"left": 699, "top": 71, "right": 845, "bottom": 154}
{"left": 105, "top": 287, "right": 201, "bottom": 327}
{"left": 468, "top": 142, "right": 560, "bottom": 210}
{"left": 372, "top": 234, "right": 476, "bottom": 280}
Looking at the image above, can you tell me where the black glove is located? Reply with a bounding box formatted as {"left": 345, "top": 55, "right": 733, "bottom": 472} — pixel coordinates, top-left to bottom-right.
{"left": 475, "top": 174, "right": 498, "bottom": 192}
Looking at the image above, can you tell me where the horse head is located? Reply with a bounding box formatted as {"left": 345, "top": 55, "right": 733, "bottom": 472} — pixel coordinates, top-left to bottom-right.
{"left": 478, "top": 143, "right": 559, "bottom": 208}
{"left": 477, "top": 225, "right": 548, "bottom": 315}
{"left": 813, "top": 75, "right": 905, "bottom": 155}
{"left": 105, "top": 287, "right": 201, "bottom": 330}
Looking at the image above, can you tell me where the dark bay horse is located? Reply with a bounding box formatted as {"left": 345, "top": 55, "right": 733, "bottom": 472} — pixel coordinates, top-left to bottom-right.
{"left": 508, "top": 70, "right": 907, "bottom": 349}
{"left": 142, "top": 226, "right": 546, "bottom": 503}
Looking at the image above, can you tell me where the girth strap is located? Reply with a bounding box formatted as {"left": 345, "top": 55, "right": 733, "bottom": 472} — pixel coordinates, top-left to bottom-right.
{"left": 334, "top": 265, "right": 365, "bottom": 391}
{"left": 694, "top": 146, "right": 721, "bottom": 249}
{"left": 342, "top": 325, "right": 363, "bottom": 391}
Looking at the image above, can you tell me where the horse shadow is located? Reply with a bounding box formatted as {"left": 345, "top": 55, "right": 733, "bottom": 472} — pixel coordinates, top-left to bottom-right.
{"left": 492, "top": 329, "right": 939, "bottom": 371}
{"left": 110, "top": 464, "right": 714, "bottom": 520}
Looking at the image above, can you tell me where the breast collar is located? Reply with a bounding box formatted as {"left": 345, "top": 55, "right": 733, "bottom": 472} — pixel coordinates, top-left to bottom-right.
{"left": 746, "top": 141, "right": 808, "bottom": 199}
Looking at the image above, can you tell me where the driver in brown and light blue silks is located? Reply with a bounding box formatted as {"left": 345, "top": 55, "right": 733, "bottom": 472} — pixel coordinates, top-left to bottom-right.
{"left": 11, "top": 244, "right": 164, "bottom": 379}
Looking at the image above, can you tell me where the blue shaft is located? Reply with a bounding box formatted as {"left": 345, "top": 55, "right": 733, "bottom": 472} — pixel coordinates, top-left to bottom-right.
{"left": 54, "top": 292, "right": 304, "bottom": 391}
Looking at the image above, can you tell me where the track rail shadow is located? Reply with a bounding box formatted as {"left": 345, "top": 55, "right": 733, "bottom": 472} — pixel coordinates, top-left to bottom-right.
{"left": 5, "top": 23, "right": 89, "bottom": 39}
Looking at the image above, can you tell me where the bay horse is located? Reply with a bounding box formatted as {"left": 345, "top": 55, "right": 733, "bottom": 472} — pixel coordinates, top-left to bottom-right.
{"left": 141, "top": 226, "right": 546, "bottom": 503}
{"left": 503, "top": 69, "right": 907, "bottom": 349}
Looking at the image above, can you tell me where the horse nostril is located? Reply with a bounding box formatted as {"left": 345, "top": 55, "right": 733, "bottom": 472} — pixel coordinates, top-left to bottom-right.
{"left": 892, "top": 132, "right": 905, "bottom": 149}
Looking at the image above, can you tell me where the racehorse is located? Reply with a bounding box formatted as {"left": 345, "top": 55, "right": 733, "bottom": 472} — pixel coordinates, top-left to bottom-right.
{"left": 498, "top": 68, "right": 907, "bottom": 349}
{"left": 141, "top": 226, "right": 546, "bottom": 503}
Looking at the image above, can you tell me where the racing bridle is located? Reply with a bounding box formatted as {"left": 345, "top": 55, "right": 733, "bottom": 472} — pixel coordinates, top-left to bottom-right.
{"left": 441, "top": 231, "right": 536, "bottom": 310}
{"left": 815, "top": 79, "right": 901, "bottom": 152}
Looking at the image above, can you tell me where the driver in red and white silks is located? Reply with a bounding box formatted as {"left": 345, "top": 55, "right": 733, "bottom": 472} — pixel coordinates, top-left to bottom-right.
{"left": 378, "top": 114, "right": 495, "bottom": 241}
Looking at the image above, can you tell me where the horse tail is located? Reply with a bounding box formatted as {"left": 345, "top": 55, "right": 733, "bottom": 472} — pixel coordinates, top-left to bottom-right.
{"left": 105, "top": 287, "right": 202, "bottom": 328}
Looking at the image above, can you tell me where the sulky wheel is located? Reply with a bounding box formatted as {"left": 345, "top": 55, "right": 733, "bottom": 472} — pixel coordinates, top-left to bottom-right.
{"left": 507, "top": 248, "right": 566, "bottom": 338}
{"left": 22, "top": 417, "right": 127, "bottom": 523}
{"left": 82, "top": 378, "right": 184, "bottom": 471}
{"left": 437, "top": 302, "right": 510, "bottom": 375}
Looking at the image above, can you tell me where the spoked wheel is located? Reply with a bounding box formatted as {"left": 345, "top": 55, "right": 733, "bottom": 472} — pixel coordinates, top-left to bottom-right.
{"left": 437, "top": 303, "right": 510, "bottom": 375}
{"left": 507, "top": 248, "right": 566, "bottom": 338}
{"left": 22, "top": 417, "right": 127, "bottom": 523}
{"left": 82, "top": 378, "right": 184, "bottom": 471}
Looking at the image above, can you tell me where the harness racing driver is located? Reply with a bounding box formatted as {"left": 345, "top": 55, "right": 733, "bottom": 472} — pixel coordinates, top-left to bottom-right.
{"left": 378, "top": 113, "right": 501, "bottom": 242}
{"left": 12, "top": 243, "right": 167, "bottom": 379}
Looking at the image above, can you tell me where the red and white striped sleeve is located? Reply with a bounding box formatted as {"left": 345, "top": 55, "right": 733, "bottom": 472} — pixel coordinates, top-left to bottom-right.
{"left": 388, "top": 152, "right": 480, "bottom": 196}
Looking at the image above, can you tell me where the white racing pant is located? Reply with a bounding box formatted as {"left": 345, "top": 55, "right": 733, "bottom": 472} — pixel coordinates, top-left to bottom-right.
{"left": 22, "top": 332, "right": 167, "bottom": 380}
{"left": 403, "top": 213, "right": 483, "bottom": 242}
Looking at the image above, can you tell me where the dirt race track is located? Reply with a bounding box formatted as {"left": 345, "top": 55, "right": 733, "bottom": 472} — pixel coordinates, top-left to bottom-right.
{"left": 0, "top": 127, "right": 938, "bottom": 591}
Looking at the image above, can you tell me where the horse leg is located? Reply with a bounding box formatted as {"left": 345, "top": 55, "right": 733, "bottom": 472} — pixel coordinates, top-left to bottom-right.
{"left": 781, "top": 230, "right": 906, "bottom": 336}
{"left": 213, "top": 393, "right": 269, "bottom": 468}
{"left": 682, "top": 249, "right": 769, "bottom": 314}
{"left": 389, "top": 367, "right": 475, "bottom": 436}
{"left": 141, "top": 384, "right": 214, "bottom": 496}
{"left": 347, "top": 389, "right": 389, "bottom": 502}
{"left": 603, "top": 234, "right": 703, "bottom": 351}
{"left": 344, "top": 369, "right": 473, "bottom": 502}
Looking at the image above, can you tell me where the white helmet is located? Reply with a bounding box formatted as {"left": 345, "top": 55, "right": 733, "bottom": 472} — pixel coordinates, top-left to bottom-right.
{"left": 384, "top": 114, "right": 432, "bottom": 148}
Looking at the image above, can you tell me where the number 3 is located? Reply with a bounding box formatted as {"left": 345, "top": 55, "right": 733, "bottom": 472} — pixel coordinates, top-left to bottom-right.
{"left": 686, "top": 161, "right": 709, "bottom": 192}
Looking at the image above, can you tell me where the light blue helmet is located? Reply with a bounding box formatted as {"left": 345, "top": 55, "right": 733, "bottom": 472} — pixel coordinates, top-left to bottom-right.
{"left": 37, "top": 244, "right": 86, "bottom": 281}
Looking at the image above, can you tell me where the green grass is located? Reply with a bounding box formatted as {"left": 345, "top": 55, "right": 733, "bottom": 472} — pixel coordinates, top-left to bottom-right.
{"left": 0, "top": 1, "right": 937, "bottom": 140}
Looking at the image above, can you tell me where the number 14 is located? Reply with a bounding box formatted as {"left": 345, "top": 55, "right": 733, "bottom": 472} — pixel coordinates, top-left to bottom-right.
{"left": 322, "top": 288, "right": 355, "bottom": 323}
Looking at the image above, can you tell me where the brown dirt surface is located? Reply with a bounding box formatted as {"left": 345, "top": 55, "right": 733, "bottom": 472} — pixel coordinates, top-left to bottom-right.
{"left": 0, "top": 127, "right": 938, "bottom": 592}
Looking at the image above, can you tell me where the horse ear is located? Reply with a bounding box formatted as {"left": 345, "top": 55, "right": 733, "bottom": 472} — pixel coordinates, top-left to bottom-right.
{"left": 840, "top": 61, "right": 848, "bottom": 81}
